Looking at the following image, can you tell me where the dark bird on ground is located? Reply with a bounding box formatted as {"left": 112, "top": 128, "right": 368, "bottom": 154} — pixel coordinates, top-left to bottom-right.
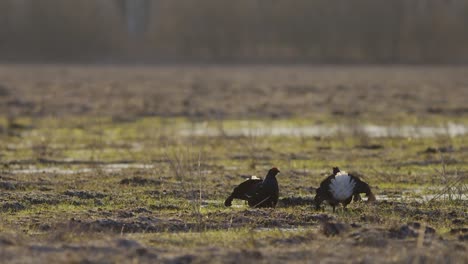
{"left": 224, "top": 167, "right": 280, "bottom": 208}
{"left": 314, "top": 167, "right": 376, "bottom": 212}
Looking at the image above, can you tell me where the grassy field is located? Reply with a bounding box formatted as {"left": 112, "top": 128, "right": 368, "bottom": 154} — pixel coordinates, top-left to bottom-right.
{"left": 0, "top": 65, "right": 467, "bottom": 263}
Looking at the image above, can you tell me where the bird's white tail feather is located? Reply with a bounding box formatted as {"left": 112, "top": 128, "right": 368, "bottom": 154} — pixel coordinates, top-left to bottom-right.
{"left": 329, "top": 172, "right": 356, "bottom": 201}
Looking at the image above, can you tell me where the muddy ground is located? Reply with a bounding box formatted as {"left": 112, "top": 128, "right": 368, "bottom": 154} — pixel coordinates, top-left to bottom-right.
{"left": 0, "top": 64, "right": 467, "bottom": 263}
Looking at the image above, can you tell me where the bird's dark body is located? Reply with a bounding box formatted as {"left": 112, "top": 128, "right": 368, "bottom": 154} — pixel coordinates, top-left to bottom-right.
{"left": 314, "top": 167, "right": 375, "bottom": 212}
{"left": 224, "top": 178, "right": 262, "bottom": 207}
{"left": 225, "top": 168, "right": 280, "bottom": 208}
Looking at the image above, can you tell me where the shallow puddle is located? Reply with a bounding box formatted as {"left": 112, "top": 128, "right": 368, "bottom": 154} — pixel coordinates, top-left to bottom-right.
{"left": 376, "top": 192, "right": 468, "bottom": 202}
{"left": 9, "top": 163, "right": 154, "bottom": 175}
{"left": 180, "top": 122, "right": 468, "bottom": 138}
{"left": 254, "top": 226, "right": 310, "bottom": 232}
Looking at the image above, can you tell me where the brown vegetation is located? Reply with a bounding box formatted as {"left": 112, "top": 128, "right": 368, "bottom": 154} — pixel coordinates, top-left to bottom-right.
{"left": 1, "top": 64, "right": 468, "bottom": 119}
{"left": 0, "top": 64, "right": 466, "bottom": 263}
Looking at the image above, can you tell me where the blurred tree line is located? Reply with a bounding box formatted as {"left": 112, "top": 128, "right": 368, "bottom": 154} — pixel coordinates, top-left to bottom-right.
{"left": 1, "top": 0, "right": 468, "bottom": 63}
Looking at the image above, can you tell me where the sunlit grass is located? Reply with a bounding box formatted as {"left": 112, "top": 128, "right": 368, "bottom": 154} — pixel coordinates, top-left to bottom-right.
{"left": 0, "top": 114, "right": 467, "bottom": 263}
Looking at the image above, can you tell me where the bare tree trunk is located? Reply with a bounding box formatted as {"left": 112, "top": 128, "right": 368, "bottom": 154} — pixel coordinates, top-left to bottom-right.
{"left": 123, "top": 0, "right": 150, "bottom": 35}
{"left": 8, "top": 0, "right": 31, "bottom": 27}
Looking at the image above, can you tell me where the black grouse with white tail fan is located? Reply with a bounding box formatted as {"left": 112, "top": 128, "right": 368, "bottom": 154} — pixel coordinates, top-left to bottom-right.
{"left": 314, "top": 167, "right": 375, "bottom": 212}
{"left": 224, "top": 167, "right": 280, "bottom": 208}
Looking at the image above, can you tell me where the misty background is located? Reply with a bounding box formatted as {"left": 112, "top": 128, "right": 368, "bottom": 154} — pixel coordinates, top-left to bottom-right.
{"left": 1, "top": 0, "right": 468, "bottom": 63}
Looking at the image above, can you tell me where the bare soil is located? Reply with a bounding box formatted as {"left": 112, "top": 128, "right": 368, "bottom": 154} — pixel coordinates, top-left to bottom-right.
{"left": 0, "top": 64, "right": 467, "bottom": 263}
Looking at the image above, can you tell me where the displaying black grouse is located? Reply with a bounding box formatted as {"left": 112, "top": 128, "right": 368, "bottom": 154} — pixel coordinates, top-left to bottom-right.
{"left": 314, "top": 167, "right": 375, "bottom": 212}
{"left": 224, "top": 167, "right": 280, "bottom": 208}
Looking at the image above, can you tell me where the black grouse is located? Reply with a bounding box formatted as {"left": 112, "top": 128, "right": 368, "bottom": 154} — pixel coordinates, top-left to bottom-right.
{"left": 224, "top": 167, "right": 280, "bottom": 208}
{"left": 314, "top": 167, "right": 375, "bottom": 212}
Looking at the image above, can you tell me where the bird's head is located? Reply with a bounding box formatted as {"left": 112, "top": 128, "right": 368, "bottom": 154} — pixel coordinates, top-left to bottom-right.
{"left": 332, "top": 167, "right": 340, "bottom": 175}
{"left": 268, "top": 167, "right": 280, "bottom": 176}
{"left": 314, "top": 188, "right": 324, "bottom": 210}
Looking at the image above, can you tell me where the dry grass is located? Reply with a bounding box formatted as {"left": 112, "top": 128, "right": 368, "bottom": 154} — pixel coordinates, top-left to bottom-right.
{"left": 0, "top": 64, "right": 467, "bottom": 263}
{"left": 1, "top": 65, "right": 468, "bottom": 120}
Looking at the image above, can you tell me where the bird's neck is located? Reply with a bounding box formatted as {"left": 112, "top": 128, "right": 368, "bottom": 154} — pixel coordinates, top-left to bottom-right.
{"left": 263, "top": 175, "right": 277, "bottom": 184}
